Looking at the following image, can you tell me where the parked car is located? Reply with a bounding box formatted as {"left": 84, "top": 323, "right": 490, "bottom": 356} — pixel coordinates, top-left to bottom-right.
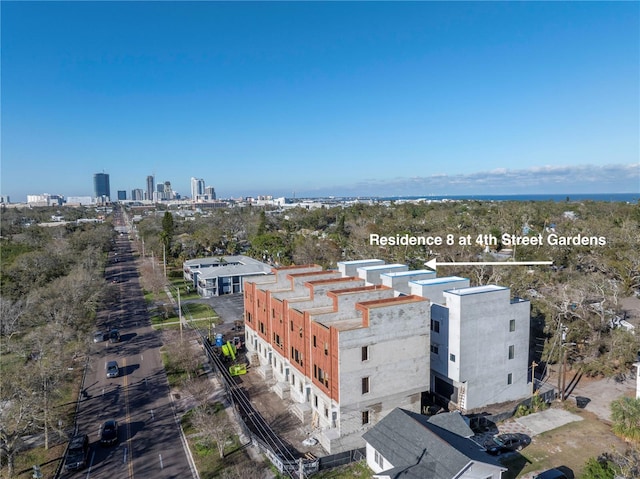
{"left": 100, "top": 419, "right": 119, "bottom": 446}
{"left": 534, "top": 469, "right": 569, "bottom": 479}
{"left": 64, "top": 434, "right": 89, "bottom": 471}
{"left": 484, "top": 433, "right": 531, "bottom": 455}
{"left": 93, "top": 331, "right": 107, "bottom": 343}
{"left": 106, "top": 360, "right": 119, "bottom": 378}
{"left": 109, "top": 329, "right": 120, "bottom": 343}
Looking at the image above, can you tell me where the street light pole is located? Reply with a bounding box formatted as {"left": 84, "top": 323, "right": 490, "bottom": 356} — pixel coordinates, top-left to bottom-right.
{"left": 177, "top": 286, "right": 182, "bottom": 340}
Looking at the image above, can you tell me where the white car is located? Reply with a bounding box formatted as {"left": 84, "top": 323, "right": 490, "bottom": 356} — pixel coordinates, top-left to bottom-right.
{"left": 106, "top": 361, "right": 119, "bottom": 378}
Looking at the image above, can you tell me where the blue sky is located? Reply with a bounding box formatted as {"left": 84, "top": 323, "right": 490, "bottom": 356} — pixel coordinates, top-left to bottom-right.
{"left": 2, "top": 1, "right": 638, "bottom": 201}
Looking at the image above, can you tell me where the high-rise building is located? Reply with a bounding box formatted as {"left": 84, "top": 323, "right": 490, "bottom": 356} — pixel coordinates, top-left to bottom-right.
{"left": 163, "top": 181, "right": 173, "bottom": 200}
{"left": 117, "top": 190, "right": 127, "bottom": 201}
{"left": 146, "top": 175, "right": 155, "bottom": 202}
{"left": 132, "top": 189, "right": 144, "bottom": 201}
{"left": 93, "top": 173, "right": 110, "bottom": 202}
{"left": 191, "top": 177, "right": 205, "bottom": 201}
{"left": 161, "top": 181, "right": 175, "bottom": 200}
{"left": 205, "top": 186, "right": 216, "bottom": 200}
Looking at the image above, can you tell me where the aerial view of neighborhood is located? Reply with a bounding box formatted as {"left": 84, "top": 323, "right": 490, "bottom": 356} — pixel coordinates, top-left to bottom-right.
{"left": 1, "top": 2, "right": 639, "bottom": 479}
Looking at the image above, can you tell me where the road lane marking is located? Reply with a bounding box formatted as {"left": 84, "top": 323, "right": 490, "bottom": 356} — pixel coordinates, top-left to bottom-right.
{"left": 150, "top": 409, "right": 154, "bottom": 421}
{"left": 159, "top": 454, "right": 163, "bottom": 470}
{"left": 123, "top": 357, "right": 134, "bottom": 478}
{"left": 85, "top": 450, "right": 95, "bottom": 478}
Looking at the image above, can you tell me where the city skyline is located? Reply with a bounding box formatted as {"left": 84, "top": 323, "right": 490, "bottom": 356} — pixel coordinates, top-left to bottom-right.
{"left": 2, "top": 2, "right": 638, "bottom": 202}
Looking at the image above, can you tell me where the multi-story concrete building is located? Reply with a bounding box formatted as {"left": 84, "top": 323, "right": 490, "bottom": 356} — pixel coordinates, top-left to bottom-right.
{"left": 429, "top": 285, "right": 530, "bottom": 411}
{"left": 243, "top": 259, "right": 532, "bottom": 454}
{"left": 244, "top": 264, "right": 431, "bottom": 453}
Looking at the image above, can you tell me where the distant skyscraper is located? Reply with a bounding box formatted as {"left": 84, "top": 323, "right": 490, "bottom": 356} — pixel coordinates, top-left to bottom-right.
{"left": 132, "top": 189, "right": 143, "bottom": 201}
{"left": 93, "top": 173, "right": 110, "bottom": 201}
{"left": 205, "top": 186, "right": 216, "bottom": 200}
{"left": 163, "top": 181, "right": 173, "bottom": 200}
{"left": 191, "top": 177, "right": 205, "bottom": 201}
{"left": 117, "top": 190, "right": 127, "bottom": 201}
{"left": 146, "top": 175, "right": 155, "bottom": 201}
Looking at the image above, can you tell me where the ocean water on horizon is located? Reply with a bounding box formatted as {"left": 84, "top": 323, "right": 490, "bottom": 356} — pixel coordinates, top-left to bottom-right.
{"left": 378, "top": 193, "right": 639, "bottom": 203}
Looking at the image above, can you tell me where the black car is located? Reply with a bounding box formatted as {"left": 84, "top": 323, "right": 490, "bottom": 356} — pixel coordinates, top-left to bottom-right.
{"left": 484, "top": 433, "right": 531, "bottom": 455}
{"left": 534, "top": 469, "right": 569, "bottom": 479}
{"left": 109, "top": 329, "right": 120, "bottom": 343}
{"left": 100, "top": 419, "right": 119, "bottom": 446}
{"left": 64, "top": 434, "right": 89, "bottom": 471}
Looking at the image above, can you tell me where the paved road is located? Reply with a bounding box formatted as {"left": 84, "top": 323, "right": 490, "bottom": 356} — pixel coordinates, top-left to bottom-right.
{"left": 62, "top": 213, "right": 195, "bottom": 479}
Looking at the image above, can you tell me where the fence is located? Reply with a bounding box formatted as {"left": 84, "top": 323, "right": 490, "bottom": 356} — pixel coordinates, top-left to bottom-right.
{"left": 318, "top": 448, "right": 366, "bottom": 471}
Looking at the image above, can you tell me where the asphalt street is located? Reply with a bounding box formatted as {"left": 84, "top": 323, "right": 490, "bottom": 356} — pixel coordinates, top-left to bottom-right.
{"left": 61, "top": 215, "right": 195, "bottom": 479}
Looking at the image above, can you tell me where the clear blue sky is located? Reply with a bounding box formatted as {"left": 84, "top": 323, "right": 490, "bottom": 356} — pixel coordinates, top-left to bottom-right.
{"left": 2, "top": 1, "right": 638, "bottom": 201}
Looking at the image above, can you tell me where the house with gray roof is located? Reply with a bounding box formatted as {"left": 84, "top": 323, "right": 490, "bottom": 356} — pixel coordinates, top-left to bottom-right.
{"left": 363, "top": 408, "right": 505, "bottom": 479}
{"left": 183, "top": 255, "right": 272, "bottom": 297}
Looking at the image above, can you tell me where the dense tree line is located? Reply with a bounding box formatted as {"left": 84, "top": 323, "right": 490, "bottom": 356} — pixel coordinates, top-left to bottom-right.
{"left": 134, "top": 199, "right": 640, "bottom": 378}
{"left": 0, "top": 206, "right": 115, "bottom": 477}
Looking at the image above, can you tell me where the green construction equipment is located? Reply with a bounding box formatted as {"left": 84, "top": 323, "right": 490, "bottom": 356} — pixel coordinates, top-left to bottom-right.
{"left": 229, "top": 363, "right": 247, "bottom": 376}
{"left": 221, "top": 341, "right": 237, "bottom": 361}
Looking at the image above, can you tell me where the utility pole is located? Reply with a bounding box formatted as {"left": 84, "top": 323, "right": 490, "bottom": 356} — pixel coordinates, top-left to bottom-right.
{"left": 177, "top": 286, "right": 183, "bottom": 340}
{"left": 163, "top": 244, "right": 167, "bottom": 278}
{"left": 561, "top": 346, "right": 568, "bottom": 401}
{"left": 531, "top": 360, "right": 538, "bottom": 396}
{"left": 557, "top": 323, "right": 565, "bottom": 400}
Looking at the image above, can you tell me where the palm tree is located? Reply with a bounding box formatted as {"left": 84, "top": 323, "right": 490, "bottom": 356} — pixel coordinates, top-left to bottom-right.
{"left": 611, "top": 397, "right": 640, "bottom": 444}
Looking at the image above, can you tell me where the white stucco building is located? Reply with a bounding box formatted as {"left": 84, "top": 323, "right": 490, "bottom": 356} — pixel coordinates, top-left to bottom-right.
{"left": 183, "top": 255, "right": 272, "bottom": 297}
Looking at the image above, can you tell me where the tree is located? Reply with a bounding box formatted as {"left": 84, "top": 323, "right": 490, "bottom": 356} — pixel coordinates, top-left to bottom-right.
{"left": 256, "top": 210, "right": 266, "bottom": 236}
{"left": 611, "top": 397, "right": 640, "bottom": 445}
{"left": 581, "top": 456, "right": 616, "bottom": 479}
{"left": 191, "top": 404, "right": 233, "bottom": 459}
{"left": 160, "top": 211, "right": 175, "bottom": 253}
{"left": 0, "top": 296, "right": 25, "bottom": 340}
{"left": 0, "top": 365, "right": 40, "bottom": 477}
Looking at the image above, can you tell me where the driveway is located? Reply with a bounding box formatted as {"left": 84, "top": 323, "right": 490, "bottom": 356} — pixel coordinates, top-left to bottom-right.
{"left": 563, "top": 372, "right": 637, "bottom": 422}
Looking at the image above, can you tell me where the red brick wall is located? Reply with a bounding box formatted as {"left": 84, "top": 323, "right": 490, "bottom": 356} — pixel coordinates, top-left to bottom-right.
{"left": 269, "top": 297, "right": 286, "bottom": 354}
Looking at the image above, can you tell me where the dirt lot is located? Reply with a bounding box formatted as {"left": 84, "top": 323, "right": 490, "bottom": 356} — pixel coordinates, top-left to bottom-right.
{"left": 504, "top": 406, "right": 633, "bottom": 479}
{"left": 234, "top": 364, "right": 328, "bottom": 459}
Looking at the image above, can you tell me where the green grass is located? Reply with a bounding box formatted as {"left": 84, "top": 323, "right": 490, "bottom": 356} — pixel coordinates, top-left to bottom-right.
{"left": 183, "top": 404, "right": 256, "bottom": 478}
{"left": 150, "top": 310, "right": 179, "bottom": 325}
{"left": 312, "top": 460, "right": 374, "bottom": 479}
{"left": 182, "top": 303, "right": 220, "bottom": 322}
{"left": 4, "top": 442, "right": 67, "bottom": 479}
{"left": 143, "top": 289, "right": 154, "bottom": 304}
{"left": 170, "top": 277, "right": 200, "bottom": 300}
{"left": 161, "top": 350, "right": 190, "bottom": 387}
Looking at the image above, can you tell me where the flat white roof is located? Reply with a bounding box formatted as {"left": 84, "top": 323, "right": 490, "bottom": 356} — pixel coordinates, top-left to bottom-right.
{"left": 447, "top": 285, "right": 507, "bottom": 295}
{"left": 338, "top": 259, "right": 384, "bottom": 265}
{"left": 410, "top": 276, "right": 468, "bottom": 286}
{"left": 358, "top": 263, "right": 406, "bottom": 271}
{"left": 381, "top": 269, "right": 435, "bottom": 278}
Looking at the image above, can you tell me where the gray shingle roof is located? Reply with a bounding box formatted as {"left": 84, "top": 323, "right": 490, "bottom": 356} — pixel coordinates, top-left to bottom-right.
{"left": 362, "top": 408, "right": 504, "bottom": 479}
